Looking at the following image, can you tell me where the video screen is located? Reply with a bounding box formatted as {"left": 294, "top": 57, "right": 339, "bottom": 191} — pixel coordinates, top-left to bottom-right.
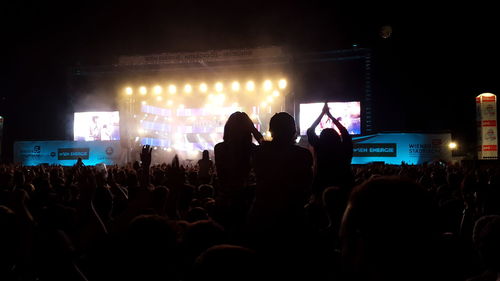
{"left": 299, "top": 102, "right": 361, "bottom": 135}
{"left": 74, "top": 111, "right": 120, "bottom": 141}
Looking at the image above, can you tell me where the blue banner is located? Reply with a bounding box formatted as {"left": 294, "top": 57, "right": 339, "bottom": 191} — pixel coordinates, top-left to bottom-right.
{"left": 351, "top": 133, "right": 452, "bottom": 164}
{"left": 14, "top": 140, "right": 123, "bottom": 166}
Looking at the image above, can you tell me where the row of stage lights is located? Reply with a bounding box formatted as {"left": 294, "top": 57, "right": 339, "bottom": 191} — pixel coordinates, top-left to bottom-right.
{"left": 124, "top": 79, "right": 288, "bottom": 96}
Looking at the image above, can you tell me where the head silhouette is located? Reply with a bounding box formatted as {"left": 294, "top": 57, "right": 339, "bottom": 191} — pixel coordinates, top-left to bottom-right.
{"left": 269, "top": 112, "right": 296, "bottom": 144}
{"left": 223, "top": 112, "right": 251, "bottom": 144}
{"left": 340, "top": 176, "right": 438, "bottom": 280}
{"left": 319, "top": 128, "right": 341, "bottom": 146}
{"left": 202, "top": 150, "right": 209, "bottom": 160}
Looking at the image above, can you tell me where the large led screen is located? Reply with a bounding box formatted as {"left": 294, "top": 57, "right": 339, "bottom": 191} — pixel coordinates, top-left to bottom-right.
{"left": 74, "top": 111, "right": 120, "bottom": 141}
{"left": 300, "top": 102, "right": 361, "bottom": 135}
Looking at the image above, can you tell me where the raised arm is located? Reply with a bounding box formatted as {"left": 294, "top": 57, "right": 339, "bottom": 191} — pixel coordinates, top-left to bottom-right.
{"left": 243, "top": 112, "right": 263, "bottom": 144}
{"left": 307, "top": 103, "right": 328, "bottom": 146}
{"left": 326, "top": 109, "right": 353, "bottom": 155}
{"left": 140, "top": 145, "right": 153, "bottom": 189}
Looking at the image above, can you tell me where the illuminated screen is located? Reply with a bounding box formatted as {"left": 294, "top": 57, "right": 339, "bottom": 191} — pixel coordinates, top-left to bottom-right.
{"left": 138, "top": 104, "right": 264, "bottom": 152}
{"left": 299, "top": 102, "right": 361, "bottom": 135}
{"left": 74, "top": 111, "right": 120, "bottom": 141}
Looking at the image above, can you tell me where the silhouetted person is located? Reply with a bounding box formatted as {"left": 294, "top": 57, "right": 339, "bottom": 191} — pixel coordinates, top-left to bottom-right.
{"left": 248, "top": 112, "right": 313, "bottom": 279}
{"left": 214, "top": 112, "right": 262, "bottom": 189}
{"left": 467, "top": 215, "right": 500, "bottom": 281}
{"left": 307, "top": 102, "right": 354, "bottom": 198}
{"left": 340, "top": 176, "right": 440, "bottom": 281}
{"left": 250, "top": 112, "right": 313, "bottom": 227}
{"left": 214, "top": 112, "right": 262, "bottom": 228}
{"left": 197, "top": 150, "right": 213, "bottom": 184}
{"left": 124, "top": 215, "right": 178, "bottom": 281}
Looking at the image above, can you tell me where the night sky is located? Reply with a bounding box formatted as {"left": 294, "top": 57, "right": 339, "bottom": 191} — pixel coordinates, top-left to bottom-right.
{"left": 1, "top": 1, "right": 499, "bottom": 160}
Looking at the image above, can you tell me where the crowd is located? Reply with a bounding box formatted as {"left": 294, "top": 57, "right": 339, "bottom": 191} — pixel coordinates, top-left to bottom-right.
{"left": 1, "top": 103, "right": 500, "bottom": 281}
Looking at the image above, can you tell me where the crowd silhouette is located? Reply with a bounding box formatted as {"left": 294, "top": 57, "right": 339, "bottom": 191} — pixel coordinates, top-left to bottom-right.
{"left": 1, "top": 102, "right": 500, "bottom": 281}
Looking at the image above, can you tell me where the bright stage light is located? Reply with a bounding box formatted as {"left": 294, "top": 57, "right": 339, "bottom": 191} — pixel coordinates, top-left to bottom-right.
{"left": 449, "top": 142, "right": 457, "bottom": 149}
{"left": 273, "top": 90, "right": 280, "bottom": 97}
{"left": 138, "top": 128, "right": 145, "bottom": 135}
{"left": 166, "top": 147, "right": 172, "bottom": 152}
{"left": 139, "top": 86, "right": 147, "bottom": 95}
{"left": 278, "top": 79, "right": 287, "bottom": 89}
{"left": 200, "top": 83, "right": 208, "bottom": 93}
{"left": 154, "top": 85, "right": 163, "bottom": 95}
{"left": 263, "top": 80, "right": 272, "bottom": 91}
{"left": 179, "top": 104, "right": 185, "bottom": 109}
{"left": 184, "top": 84, "right": 193, "bottom": 93}
{"left": 215, "top": 82, "right": 223, "bottom": 92}
{"left": 267, "top": 96, "right": 273, "bottom": 103}
{"left": 246, "top": 81, "right": 255, "bottom": 91}
{"left": 260, "top": 101, "right": 268, "bottom": 107}
{"left": 166, "top": 100, "right": 173, "bottom": 106}
{"left": 231, "top": 81, "right": 240, "bottom": 91}
{"left": 125, "top": 87, "right": 133, "bottom": 95}
{"left": 156, "top": 96, "right": 163, "bottom": 102}
{"left": 141, "top": 101, "right": 147, "bottom": 105}
{"left": 168, "top": 85, "right": 177, "bottom": 94}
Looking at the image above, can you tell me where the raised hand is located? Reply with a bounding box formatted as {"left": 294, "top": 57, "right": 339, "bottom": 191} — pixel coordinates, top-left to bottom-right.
{"left": 322, "top": 102, "right": 330, "bottom": 114}
{"left": 140, "top": 145, "right": 153, "bottom": 168}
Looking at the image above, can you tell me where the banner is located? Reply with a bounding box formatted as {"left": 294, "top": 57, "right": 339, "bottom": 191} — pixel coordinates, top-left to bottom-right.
{"left": 350, "top": 133, "right": 452, "bottom": 164}
{"left": 476, "top": 93, "right": 498, "bottom": 159}
{"left": 14, "top": 140, "right": 122, "bottom": 166}
{"left": 118, "top": 46, "right": 285, "bottom": 66}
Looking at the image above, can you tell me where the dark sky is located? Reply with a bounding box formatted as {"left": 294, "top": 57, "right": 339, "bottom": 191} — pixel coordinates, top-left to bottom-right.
{"left": 1, "top": 1, "right": 499, "bottom": 159}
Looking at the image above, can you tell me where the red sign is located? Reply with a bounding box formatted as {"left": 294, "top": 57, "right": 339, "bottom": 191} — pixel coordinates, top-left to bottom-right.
{"left": 483, "top": 145, "right": 498, "bottom": 151}
{"left": 482, "top": 96, "right": 496, "bottom": 102}
{"left": 482, "top": 120, "right": 497, "bottom": 127}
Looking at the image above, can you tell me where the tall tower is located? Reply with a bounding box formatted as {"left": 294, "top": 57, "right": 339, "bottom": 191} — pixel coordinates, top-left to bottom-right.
{"left": 476, "top": 93, "right": 498, "bottom": 159}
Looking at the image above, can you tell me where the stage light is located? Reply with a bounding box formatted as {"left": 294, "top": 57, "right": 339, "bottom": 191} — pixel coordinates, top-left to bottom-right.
{"left": 263, "top": 80, "right": 272, "bottom": 91}
{"left": 278, "top": 79, "right": 287, "bottom": 89}
{"left": 246, "top": 81, "right": 255, "bottom": 91}
{"left": 139, "top": 86, "right": 147, "bottom": 95}
{"left": 153, "top": 85, "right": 162, "bottom": 95}
{"left": 267, "top": 96, "right": 273, "bottom": 103}
{"left": 166, "top": 147, "right": 172, "bottom": 152}
{"left": 138, "top": 128, "right": 145, "bottom": 135}
{"left": 273, "top": 90, "right": 280, "bottom": 97}
{"left": 141, "top": 101, "right": 147, "bottom": 105}
{"left": 184, "top": 84, "right": 193, "bottom": 93}
{"left": 156, "top": 96, "right": 163, "bottom": 102}
{"left": 200, "top": 83, "right": 208, "bottom": 93}
{"left": 179, "top": 104, "right": 185, "bottom": 109}
{"left": 166, "top": 100, "right": 173, "bottom": 106}
{"left": 260, "top": 101, "right": 268, "bottom": 107}
{"left": 125, "top": 87, "right": 133, "bottom": 95}
{"left": 168, "top": 85, "right": 177, "bottom": 94}
{"left": 215, "top": 82, "right": 223, "bottom": 92}
{"left": 231, "top": 81, "right": 240, "bottom": 91}
{"left": 449, "top": 142, "right": 457, "bottom": 149}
